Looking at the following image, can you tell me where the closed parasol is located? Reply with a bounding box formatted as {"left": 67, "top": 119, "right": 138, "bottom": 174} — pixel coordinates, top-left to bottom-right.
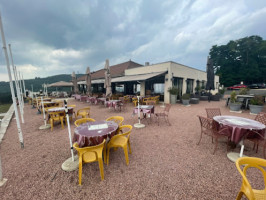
{"left": 104, "top": 59, "right": 112, "bottom": 97}
{"left": 72, "top": 71, "right": 79, "bottom": 94}
{"left": 85, "top": 66, "right": 92, "bottom": 96}
{"left": 206, "top": 56, "right": 215, "bottom": 102}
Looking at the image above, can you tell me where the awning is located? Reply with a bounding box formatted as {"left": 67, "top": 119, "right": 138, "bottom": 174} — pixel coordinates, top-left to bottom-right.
{"left": 111, "top": 71, "right": 167, "bottom": 83}
{"left": 47, "top": 81, "right": 73, "bottom": 87}
{"left": 78, "top": 79, "right": 105, "bottom": 85}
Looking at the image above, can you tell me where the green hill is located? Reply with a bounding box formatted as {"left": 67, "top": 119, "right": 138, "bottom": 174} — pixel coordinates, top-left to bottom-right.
{"left": 0, "top": 74, "right": 84, "bottom": 103}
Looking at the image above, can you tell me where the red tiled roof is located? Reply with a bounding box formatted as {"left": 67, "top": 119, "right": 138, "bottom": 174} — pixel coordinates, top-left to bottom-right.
{"left": 77, "top": 60, "right": 142, "bottom": 81}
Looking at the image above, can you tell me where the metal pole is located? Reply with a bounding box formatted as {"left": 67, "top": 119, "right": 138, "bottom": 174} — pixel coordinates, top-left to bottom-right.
{"left": 0, "top": 11, "right": 24, "bottom": 148}
{"left": 8, "top": 44, "right": 24, "bottom": 123}
{"left": 22, "top": 74, "right": 26, "bottom": 97}
{"left": 18, "top": 70, "right": 24, "bottom": 108}
{"left": 64, "top": 100, "right": 74, "bottom": 161}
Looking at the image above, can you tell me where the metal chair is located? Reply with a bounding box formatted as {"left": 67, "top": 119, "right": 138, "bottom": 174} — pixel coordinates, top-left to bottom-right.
{"left": 205, "top": 108, "right": 221, "bottom": 119}
{"left": 154, "top": 104, "right": 171, "bottom": 126}
{"left": 197, "top": 115, "right": 231, "bottom": 154}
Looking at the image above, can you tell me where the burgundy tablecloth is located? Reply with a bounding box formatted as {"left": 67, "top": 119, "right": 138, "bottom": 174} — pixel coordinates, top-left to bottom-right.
{"left": 97, "top": 98, "right": 107, "bottom": 105}
{"left": 80, "top": 96, "right": 87, "bottom": 101}
{"left": 213, "top": 115, "right": 265, "bottom": 144}
{"left": 86, "top": 97, "right": 97, "bottom": 104}
{"left": 73, "top": 120, "right": 118, "bottom": 147}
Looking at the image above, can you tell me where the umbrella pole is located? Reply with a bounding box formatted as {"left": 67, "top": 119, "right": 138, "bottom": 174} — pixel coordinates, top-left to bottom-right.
{"left": 134, "top": 96, "right": 145, "bottom": 128}
{"left": 39, "top": 96, "right": 51, "bottom": 129}
{"left": 61, "top": 100, "right": 78, "bottom": 171}
{"left": 0, "top": 154, "right": 7, "bottom": 187}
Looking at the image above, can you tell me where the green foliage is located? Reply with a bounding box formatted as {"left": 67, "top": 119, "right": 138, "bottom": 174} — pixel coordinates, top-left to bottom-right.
{"left": 182, "top": 93, "right": 190, "bottom": 100}
{"left": 218, "top": 88, "right": 225, "bottom": 95}
{"left": 167, "top": 86, "right": 179, "bottom": 95}
{"left": 0, "top": 103, "right": 11, "bottom": 113}
{"left": 250, "top": 96, "right": 264, "bottom": 105}
{"left": 209, "top": 35, "right": 266, "bottom": 86}
{"left": 239, "top": 88, "right": 248, "bottom": 95}
{"left": 230, "top": 91, "right": 238, "bottom": 103}
{"left": 195, "top": 86, "right": 201, "bottom": 92}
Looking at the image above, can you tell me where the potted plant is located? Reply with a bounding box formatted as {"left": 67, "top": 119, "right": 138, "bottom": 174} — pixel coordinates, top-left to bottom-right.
{"left": 181, "top": 93, "right": 190, "bottom": 105}
{"left": 249, "top": 95, "right": 264, "bottom": 114}
{"left": 168, "top": 87, "right": 179, "bottom": 104}
{"left": 218, "top": 88, "right": 225, "bottom": 99}
{"left": 239, "top": 88, "right": 248, "bottom": 95}
{"left": 229, "top": 91, "right": 242, "bottom": 111}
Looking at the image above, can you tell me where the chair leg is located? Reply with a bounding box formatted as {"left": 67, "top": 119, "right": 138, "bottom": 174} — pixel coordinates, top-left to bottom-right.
{"left": 236, "top": 191, "right": 243, "bottom": 200}
{"left": 98, "top": 158, "right": 104, "bottom": 180}
{"left": 50, "top": 119, "right": 54, "bottom": 131}
{"left": 123, "top": 145, "right": 129, "bottom": 165}
{"left": 197, "top": 131, "right": 203, "bottom": 145}
{"left": 61, "top": 118, "right": 64, "bottom": 129}
{"left": 79, "top": 162, "right": 83, "bottom": 185}
{"left": 106, "top": 147, "right": 111, "bottom": 165}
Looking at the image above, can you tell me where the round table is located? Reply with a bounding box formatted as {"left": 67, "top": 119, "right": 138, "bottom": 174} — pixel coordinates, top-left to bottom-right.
{"left": 213, "top": 115, "right": 265, "bottom": 162}
{"left": 73, "top": 120, "right": 119, "bottom": 147}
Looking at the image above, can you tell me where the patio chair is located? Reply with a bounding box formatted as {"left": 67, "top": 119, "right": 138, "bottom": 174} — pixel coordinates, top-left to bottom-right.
{"left": 205, "top": 108, "right": 221, "bottom": 119}
{"left": 116, "top": 97, "right": 127, "bottom": 112}
{"left": 106, "top": 125, "right": 132, "bottom": 165}
{"left": 142, "top": 97, "right": 151, "bottom": 105}
{"left": 246, "top": 112, "right": 266, "bottom": 158}
{"left": 49, "top": 111, "right": 65, "bottom": 131}
{"left": 74, "top": 118, "right": 96, "bottom": 127}
{"left": 76, "top": 107, "right": 90, "bottom": 118}
{"left": 154, "top": 103, "right": 171, "bottom": 126}
{"left": 106, "top": 116, "right": 124, "bottom": 127}
{"left": 146, "top": 100, "right": 156, "bottom": 106}
{"left": 68, "top": 104, "right": 76, "bottom": 118}
{"left": 132, "top": 97, "right": 138, "bottom": 107}
{"left": 235, "top": 157, "right": 266, "bottom": 200}
{"left": 197, "top": 115, "right": 231, "bottom": 154}
{"left": 150, "top": 96, "right": 160, "bottom": 104}
{"left": 73, "top": 139, "right": 105, "bottom": 185}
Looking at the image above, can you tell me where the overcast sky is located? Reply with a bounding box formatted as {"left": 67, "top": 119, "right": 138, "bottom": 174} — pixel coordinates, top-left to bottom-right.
{"left": 0, "top": 0, "right": 265, "bottom": 82}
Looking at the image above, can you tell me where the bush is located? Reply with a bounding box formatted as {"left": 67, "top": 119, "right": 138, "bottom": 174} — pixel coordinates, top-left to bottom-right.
{"left": 239, "top": 88, "right": 248, "bottom": 95}
{"left": 230, "top": 91, "right": 237, "bottom": 103}
{"left": 218, "top": 88, "right": 225, "bottom": 95}
{"left": 167, "top": 87, "right": 179, "bottom": 95}
{"left": 182, "top": 93, "right": 190, "bottom": 100}
{"left": 250, "top": 96, "right": 264, "bottom": 105}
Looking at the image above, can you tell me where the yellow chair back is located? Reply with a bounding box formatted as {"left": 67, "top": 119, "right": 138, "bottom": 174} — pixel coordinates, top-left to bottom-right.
{"left": 73, "top": 140, "right": 105, "bottom": 185}
{"left": 74, "top": 118, "right": 96, "bottom": 127}
{"left": 77, "top": 107, "right": 90, "bottom": 118}
{"left": 106, "top": 116, "right": 124, "bottom": 126}
{"left": 235, "top": 157, "right": 266, "bottom": 200}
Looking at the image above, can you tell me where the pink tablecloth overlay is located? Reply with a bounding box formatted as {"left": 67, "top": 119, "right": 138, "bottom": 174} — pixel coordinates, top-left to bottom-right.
{"left": 133, "top": 105, "right": 154, "bottom": 115}
{"left": 105, "top": 100, "right": 121, "bottom": 108}
{"left": 73, "top": 120, "right": 118, "bottom": 147}
{"left": 213, "top": 115, "right": 265, "bottom": 144}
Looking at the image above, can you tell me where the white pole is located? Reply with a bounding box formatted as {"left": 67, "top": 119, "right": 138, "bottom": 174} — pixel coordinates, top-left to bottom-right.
{"left": 64, "top": 100, "right": 74, "bottom": 161}
{"left": 22, "top": 74, "right": 26, "bottom": 97}
{"left": 0, "top": 11, "right": 24, "bottom": 148}
{"left": 0, "top": 153, "right": 7, "bottom": 187}
{"left": 8, "top": 44, "right": 24, "bottom": 123}
{"left": 137, "top": 96, "right": 141, "bottom": 124}
{"left": 18, "top": 70, "right": 24, "bottom": 108}
{"left": 31, "top": 84, "right": 33, "bottom": 98}
{"left": 41, "top": 97, "right": 46, "bottom": 126}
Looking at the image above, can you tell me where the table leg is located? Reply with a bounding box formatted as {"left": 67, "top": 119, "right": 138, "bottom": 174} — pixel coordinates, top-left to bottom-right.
{"left": 227, "top": 139, "right": 247, "bottom": 162}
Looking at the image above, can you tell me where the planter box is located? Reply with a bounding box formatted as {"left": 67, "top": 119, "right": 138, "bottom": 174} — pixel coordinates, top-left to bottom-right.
{"left": 170, "top": 94, "right": 177, "bottom": 104}
{"left": 190, "top": 98, "right": 199, "bottom": 104}
{"left": 182, "top": 99, "right": 190, "bottom": 105}
{"left": 230, "top": 103, "right": 242, "bottom": 112}
{"left": 210, "top": 95, "right": 220, "bottom": 101}
{"left": 200, "top": 96, "right": 208, "bottom": 101}
{"left": 249, "top": 105, "right": 264, "bottom": 114}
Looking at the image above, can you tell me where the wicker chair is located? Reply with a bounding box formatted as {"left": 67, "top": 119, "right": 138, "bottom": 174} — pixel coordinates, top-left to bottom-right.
{"left": 205, "top": 108, "right": 221, "bottom": 119}
{"left": 197, "top": 115, "right": 231, "bottom": 154}
{"left": 154, "top": 104, "right": 171, "bottom": 126}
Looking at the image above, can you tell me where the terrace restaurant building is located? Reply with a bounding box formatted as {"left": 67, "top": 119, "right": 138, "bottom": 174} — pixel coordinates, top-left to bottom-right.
{"left": 78, "top": 60, "right": 220, "bottom": 104}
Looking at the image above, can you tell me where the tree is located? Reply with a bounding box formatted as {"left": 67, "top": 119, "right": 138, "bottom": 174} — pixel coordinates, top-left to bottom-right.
{"left": 209, "top": 36, "right": 266, "bottom": 86}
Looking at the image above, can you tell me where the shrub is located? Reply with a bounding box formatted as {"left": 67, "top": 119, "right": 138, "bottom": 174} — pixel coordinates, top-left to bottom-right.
{"left": 239, "top": 88, "right": 248, "bottom": 95}
{"left": 182, "top": 93, "right": 190, "bottom": 100}
{"left": 218, "top": 88, "right": 225, "bottom": 95}
{"left": 250, "top": 96, "right": 264, "bottom": 106}
{"left": 167, "top": 87, "right": 179, "bottom": 95}
{"left": 230, "top": 91, "right": 238, "bottom": 103}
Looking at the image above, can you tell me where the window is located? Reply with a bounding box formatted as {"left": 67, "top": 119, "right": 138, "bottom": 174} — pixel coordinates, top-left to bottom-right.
{"left": 115, "top": 84, "right": 124, "bottom": 93}
{"left": 154, "top": 83, "right": 164, "bottom": 94}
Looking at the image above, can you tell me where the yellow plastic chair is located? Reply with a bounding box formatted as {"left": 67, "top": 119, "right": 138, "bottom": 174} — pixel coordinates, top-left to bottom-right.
{"left": 132, "top": 97, "right": 138, "bottom": 106}
{"left": 106, "top": 125, "right": 133, "bottom": 165}
{"left": 106, "top": 116, "right": 124, "bottom": 127}
{"left": 142, "top": 97, "right": 151, "bottom": 105}
{"left": 235, "top": 157, "right": 266, "bottom": 200}
{"left": 49, "top": 111, "right": 65, "bottom": 131}
{"left": 73, "top": 140, "right": 106, "bottom": 185}
{"left": 74, "top": 118, "right": 96, "bottom": 127}
{"left": 76, "top": 107, "right": 90, "bottom": 118}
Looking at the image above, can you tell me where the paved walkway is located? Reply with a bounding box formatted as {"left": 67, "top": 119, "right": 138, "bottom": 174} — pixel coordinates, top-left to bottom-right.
{"left": 0, "top": 105, "right": 14, "bottom": 143}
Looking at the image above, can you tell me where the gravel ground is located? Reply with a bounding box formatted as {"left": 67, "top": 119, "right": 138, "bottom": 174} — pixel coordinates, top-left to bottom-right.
{"left": 0, "top": 97, "right": 265, "bottom": 200}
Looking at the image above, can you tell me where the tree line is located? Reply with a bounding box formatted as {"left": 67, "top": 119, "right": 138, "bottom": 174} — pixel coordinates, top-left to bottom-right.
{"left": 209, "top": 35, "right": 266, "bottom": 87}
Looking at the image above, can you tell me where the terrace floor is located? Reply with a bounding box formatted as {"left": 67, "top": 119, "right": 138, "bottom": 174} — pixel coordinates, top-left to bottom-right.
{"left": 0, "top": 97, "right": 265, "bottom": 199}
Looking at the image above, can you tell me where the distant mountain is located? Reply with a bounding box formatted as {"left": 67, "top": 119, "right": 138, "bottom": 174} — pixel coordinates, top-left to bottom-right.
{"left": 0, "top": 74, "right": 84, "bottom": 103}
